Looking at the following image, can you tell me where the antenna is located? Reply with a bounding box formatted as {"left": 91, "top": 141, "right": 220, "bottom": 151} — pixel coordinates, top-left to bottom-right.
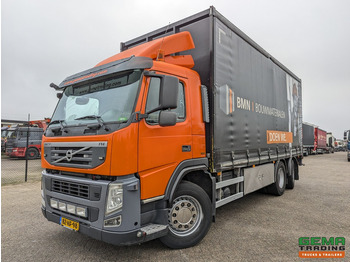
{"left": 156, "top": 22, "right": 171, "bottom": 61}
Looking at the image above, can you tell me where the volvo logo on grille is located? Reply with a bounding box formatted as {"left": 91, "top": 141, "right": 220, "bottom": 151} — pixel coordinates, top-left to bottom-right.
{"left": 66, "top": 149, "right": 73, "bottom": 162}
{"left": 53, "top": 146, "right": 91, "bottom": 164}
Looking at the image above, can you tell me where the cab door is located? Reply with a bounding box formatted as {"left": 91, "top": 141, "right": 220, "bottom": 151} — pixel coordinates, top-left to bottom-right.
{"left": 138, "top": 74, "right": 192, "bottom": 200}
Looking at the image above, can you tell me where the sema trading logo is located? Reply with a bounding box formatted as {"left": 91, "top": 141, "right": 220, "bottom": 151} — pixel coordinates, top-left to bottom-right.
{"left": 299, "top": 237, "right": 346, "bottom": 258}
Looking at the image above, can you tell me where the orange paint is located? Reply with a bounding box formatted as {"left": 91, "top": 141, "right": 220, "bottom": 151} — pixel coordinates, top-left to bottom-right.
{"left": 42, "top": 51, "right": 206, "bottom": 201}
{"left": 41, "top": 134, "right": 113, "bottom": 176}
{"left": 95, "top": 31, "right": 195, "bottom": 67}
{"left": 138, "top": 72, "right": 193, "bottom": 199}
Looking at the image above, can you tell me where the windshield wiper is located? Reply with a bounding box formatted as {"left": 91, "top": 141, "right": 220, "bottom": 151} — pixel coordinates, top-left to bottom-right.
{"left": 48, "top": 120, "right": 67, "bottom": 133}
{"left": 75, "top": 115, "right": 101, "bottom": 121}
{"left": 75, "top": 115, "right": 110, "bottom": 131}
{"left": 48, "top": 119, "right": 66, "bottom": 126}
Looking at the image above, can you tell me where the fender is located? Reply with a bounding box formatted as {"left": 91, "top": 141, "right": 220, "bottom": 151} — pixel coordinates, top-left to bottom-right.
{"left": 164, "top": 158, "right": 209, "bottom": 202}
{"left": 164, "top": 158, "right": 216, "bottom": 219}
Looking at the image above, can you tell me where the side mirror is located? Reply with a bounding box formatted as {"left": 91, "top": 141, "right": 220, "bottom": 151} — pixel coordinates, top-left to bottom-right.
{"left": 344, "top": 132, "right": 347, "bottom": 140}
{"left": 159, "top": 111, "right": 177, "bottom": 127}
{"left": 159, "top": 75, "right": 179, "bottom": 110}
{"left": 144, "top": 72, "right": 179, "bottom": 114}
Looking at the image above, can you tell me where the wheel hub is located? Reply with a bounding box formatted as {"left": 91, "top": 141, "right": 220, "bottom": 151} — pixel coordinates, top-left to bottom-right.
{"left": 168, "top": 196, "right": 202, "bottom": 235}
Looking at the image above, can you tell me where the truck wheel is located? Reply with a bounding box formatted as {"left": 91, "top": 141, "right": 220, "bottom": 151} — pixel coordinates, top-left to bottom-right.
{"left": 26, "top": 148, "right": 38, "bottom": 160}
{"left": 266, "top": 161, "right": 286, "bottom": 196}
{"left": 160, "top": 181, "right": 212, "bottom": 249}
{"left": 286, "top": 161, "right": 295, "bottom": 190}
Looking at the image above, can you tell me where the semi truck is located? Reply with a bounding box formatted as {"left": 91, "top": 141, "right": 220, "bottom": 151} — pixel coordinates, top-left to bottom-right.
{"left": 326, "top": 132, "right": 335, "bottom": 153}
{"left": 344, "top": 130, "right": 350, "bottom": 161}
{"left": 302, "top": 122, "right": 315, "bottom": 155}
{"left": 41, "top": 7, "right": 303, "bottom": 249}
{"left": 315, "top": 127, "right": 327, "bottom": 154}
{"left": 5, "top": 126, "right": 44, "bottom": 159}
{"left": 1, "top": 126, "right": 9, "bottom": 152}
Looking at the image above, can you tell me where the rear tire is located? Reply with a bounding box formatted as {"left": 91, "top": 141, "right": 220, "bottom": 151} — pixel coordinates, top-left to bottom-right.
{"left": 286, "top": 160, "right": 295, "bottom": 189}
{"left": 160, "top": 181, "right": 212, "bottom": 249}
{"left": 266, "top": 161, "right": 286, "bottom": 196}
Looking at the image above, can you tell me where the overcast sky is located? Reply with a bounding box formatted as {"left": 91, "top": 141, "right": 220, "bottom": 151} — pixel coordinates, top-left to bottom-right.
{"left": 1, "top": 0, "right": 350, "bottom": 139}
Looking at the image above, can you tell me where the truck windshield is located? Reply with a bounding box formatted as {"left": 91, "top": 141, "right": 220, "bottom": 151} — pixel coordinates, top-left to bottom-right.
{"left": 1, "top": 130, "right": 8, "bottom": 138}
{"left": 51, "top": 70, "right": 142, "bottom": 126}
{"left": 7, "top": 130, "right": 17, "bottom": 138}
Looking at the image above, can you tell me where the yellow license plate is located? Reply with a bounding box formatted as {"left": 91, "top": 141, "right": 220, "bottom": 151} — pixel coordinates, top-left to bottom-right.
{"left": 60, "top": 217, "right": 79, "bottom": 231}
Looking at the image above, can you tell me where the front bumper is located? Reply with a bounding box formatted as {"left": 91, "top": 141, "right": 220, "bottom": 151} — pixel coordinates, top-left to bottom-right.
{"left": 6, "top": 147, "right": 25, "bottom": 157}
{"left": 41, "top": 170, "right": 168, "bottom": 245}
{"left": 41, "top": 207, "right": 164, "bottom": 245}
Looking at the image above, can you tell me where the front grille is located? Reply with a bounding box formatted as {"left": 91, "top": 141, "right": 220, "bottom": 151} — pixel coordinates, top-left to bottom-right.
{"left": 51, "top": 147, "right": 93, "bottom": 166}
{"left": 52, "top": 179, "right": 89, "bottom": 199}
{"left": 44, "top": 141, "right": 107, "bottom": 169}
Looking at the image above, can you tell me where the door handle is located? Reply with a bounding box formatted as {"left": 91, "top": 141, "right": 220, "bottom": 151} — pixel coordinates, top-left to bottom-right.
{"left": 182, "top": 145, "right": 191, "bottom": 152}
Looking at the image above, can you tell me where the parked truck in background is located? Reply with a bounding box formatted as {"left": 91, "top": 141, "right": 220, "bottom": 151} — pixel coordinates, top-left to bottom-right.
{"left": 6, "top": 126, "right": 44, "bottom": 159}
{"left": 41, "top": 7, "right": 303, "bottom": 248}
{"left": 344, "top": 130, "right": 350, "bottom": 161}
{"left": 1, "top": 126, "right": 9, "bottom": 152}
{"left": 326, "top": 132, "right": 335, "bottom": 153}
{"left": 5, "top": 120, "right": 49, "bottom": 159}
{"left": 302, "top": 122, "right": 315, "bottom": 155}
{"left": 314, "top": 127, "right": 327, "bottom": 154}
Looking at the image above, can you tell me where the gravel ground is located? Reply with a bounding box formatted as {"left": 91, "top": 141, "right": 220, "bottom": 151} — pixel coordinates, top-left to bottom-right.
{"left": 2, "top": 152, "right": 349, "bottom": 261}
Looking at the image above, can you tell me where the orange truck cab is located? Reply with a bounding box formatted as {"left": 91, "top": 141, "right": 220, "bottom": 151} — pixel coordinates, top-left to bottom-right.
{"left": 41, "top": 7, "right": 303, "bottom": 249}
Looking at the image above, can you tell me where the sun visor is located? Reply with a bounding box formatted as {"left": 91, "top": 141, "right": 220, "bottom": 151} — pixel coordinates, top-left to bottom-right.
{"left": 59, "top": 56, "right": 153, "bottom": 88}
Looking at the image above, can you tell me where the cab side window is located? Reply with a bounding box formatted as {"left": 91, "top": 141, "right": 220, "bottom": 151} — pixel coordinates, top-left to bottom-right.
{"left": 145, "top": 77, "right": 186, "bottom": 125}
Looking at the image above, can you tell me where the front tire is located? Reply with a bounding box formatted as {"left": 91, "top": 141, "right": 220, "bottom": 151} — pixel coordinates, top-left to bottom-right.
{"left": 160, "top": 181, "right": 212, "bottom": 249}
{"left": 26, "top": 148, "right": 38, "bottom": 160}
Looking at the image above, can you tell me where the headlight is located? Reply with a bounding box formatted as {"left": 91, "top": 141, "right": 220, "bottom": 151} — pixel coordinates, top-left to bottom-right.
{"left": 105, "top": 183, "right": 123, "bottom": 215}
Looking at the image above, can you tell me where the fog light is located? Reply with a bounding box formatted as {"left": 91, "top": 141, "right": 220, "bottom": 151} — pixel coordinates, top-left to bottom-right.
{"left": 59, "top": 202, "right": 67, "bottom": 212}
{"left": 50, "top": 199, "right": 58, "bottom": 209}
{"left": 104, "top": 216, "right": 122, "bottom": 227}
{"left": 67, "top": 204, "right": 76, "bottom": 214}
{"left": 76, "top": 207, "right": 87, "bottom": 217}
